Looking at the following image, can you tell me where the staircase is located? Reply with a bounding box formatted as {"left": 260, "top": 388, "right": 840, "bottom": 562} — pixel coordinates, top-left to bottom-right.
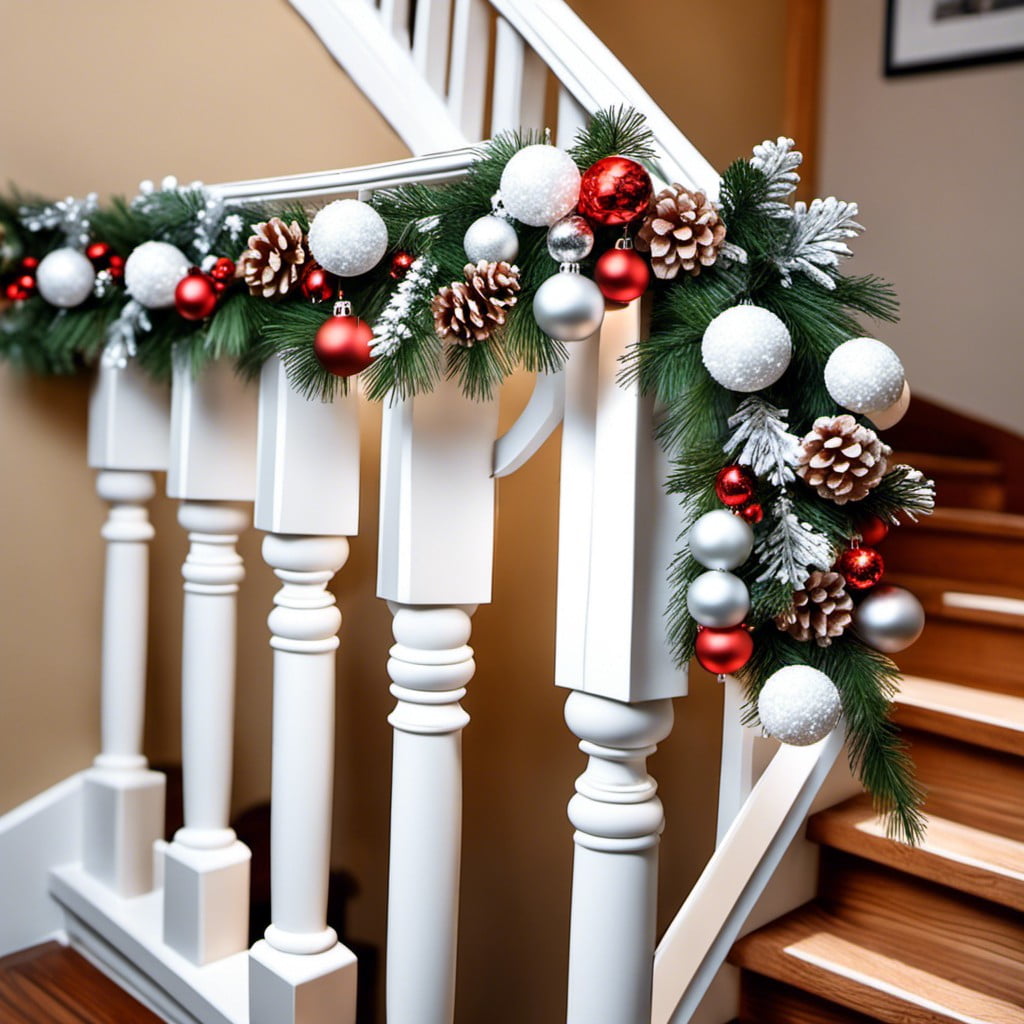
{"left": 727, "top": 445, "right": 1024, "bottom": 1023}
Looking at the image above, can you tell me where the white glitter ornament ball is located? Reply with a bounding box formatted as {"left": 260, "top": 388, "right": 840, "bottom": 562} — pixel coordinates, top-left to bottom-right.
{"left": 687, "top": 509, "right": 754, "bottom": 570}
{"left": 702, "top": 305, "right": 792, "bottom": 392}
{"left": 35, "top": 248, "right": 96, "bottom": 308}
{"left": 499, "top": 145, "right": 581, "bottom": 227}
{"left": 124, "top": 241, "right": 190, "bottom": 310}
{"left": 533, "top": 270, "right": 605, "bottom": 342}
{"left": 825, "top": 337, "right": 905, "bottom": 414}
{"left": 870, "top": 380, "right": 912, "bottom": 431}
{"left": 758, "top": 665, "right": 842, "bottom": 746}
{"left": 308, "top": 199, "right": 388, "bottom": 277}
{"left": 464, "top": 215, "right": 519, "bottom": 264}
{"left": 686, "top": 570, "right": 750, "bottom": 628}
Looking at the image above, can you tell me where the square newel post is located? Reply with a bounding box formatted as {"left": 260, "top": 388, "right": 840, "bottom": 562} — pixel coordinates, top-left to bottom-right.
{"left": 555, "top": 301, "right": 687, "bottom": 1024}
{"left": 163, "top": 352, "right": 258, "bottom": 965}
{"left": 83, "top": 359, "right": 171, "bottom": 897}
{"left": 247, "top": 355, "right": 359, "bottom": 1024}
{"left": 378, "top": 374, "right": 500, "bottom": 1024}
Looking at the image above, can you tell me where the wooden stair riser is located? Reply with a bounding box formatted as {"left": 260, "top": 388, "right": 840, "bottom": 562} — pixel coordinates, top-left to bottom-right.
{"left": 893, "top": 452, "right": 1007, "bottom": 513}
{"left": 739, "top": 972, "right": 887, "bottom": 1024}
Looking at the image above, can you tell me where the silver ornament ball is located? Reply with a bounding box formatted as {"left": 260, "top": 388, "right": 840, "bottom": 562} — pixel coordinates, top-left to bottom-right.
{"left": 463, "top": 215, "right": 519, "bottom": 264}
{"left": 854, "top": 585, "right": 925, "bottom": 653}
{"left": 687, "top": 509, "right": 754, "bottom": 570}
{"left": 825, "top": 337, "right": 905, "bottom": 414}
{"left": 308, "top": 199, "right": 389, "bottom": 277}
{"left": 499, "top": 144, "right": 581, "bottom": 227}
{"left": 124, "top": 241, "right": 190, "bottom": 310}
{"left": 546, "top": 215, "right": 594, "bottom": 263}
{"left": 533, "top": 270, "right": 605, "bottom": 342}
{"left": 686, "top": 570, "right": 750, "bottom": 628}
{"left": 758, "top": 665, "right": 842, "bottom": 746}
{"left": 702, "top": 305, "right": 792, "bottom": 392}
{"left": 35, "top": 247, "right": 96, "bottom": 308}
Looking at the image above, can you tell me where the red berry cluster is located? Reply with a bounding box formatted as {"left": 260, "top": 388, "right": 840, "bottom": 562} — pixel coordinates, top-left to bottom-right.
{"left": 174, "top": 258, "right": 236, "bottom": 321}
{"left": 714, "top": 464, "right": 763, "bottom": 525}
{"left": 85, "top": 241, "right": 124, "bottom": 282}
{"left": 3, "top": 256, "right": 39, "bottom": 301}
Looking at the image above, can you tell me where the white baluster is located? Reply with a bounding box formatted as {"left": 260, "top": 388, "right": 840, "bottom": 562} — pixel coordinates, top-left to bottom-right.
{"left": 412, "top": 0, "right": 453, "bottom": 95}
{"left": 564, "top": 691, "right": 674, "bottom": 1024}
{"left": 385, "top": 603, "right": 476, "bottom": 1024}
{"left": 716, "top": 674, "right": 758, "bottom": 845}
{"left": 556, "top": 86, "right": 588, "bottom": 146}
{"left": 492, "top": 17, "right": 547, "bottom": 135}
{"left": 448, "top": 0, "right": 489, "bottom": 140}
{"left": 380, "top": 0, "right": 412, "bottom": 48}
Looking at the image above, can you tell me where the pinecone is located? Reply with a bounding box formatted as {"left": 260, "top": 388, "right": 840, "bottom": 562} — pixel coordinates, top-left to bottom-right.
{"left": 237, "top": 217, "right": 307, "bottom": 300}
{"left": 776, "top": 570, "right": 853, "bottom": 647}
{"left": 431, "top": 260, "right": 520, "bottom": 346}
{"left": 797, "top": 414, "right": 891, "bottom": 504}
{"left": 634, "top": 184, "right": 727, "bottom": 279}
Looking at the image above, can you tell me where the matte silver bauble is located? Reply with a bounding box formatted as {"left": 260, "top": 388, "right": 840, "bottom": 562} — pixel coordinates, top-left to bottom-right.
{"left": 687, "top": 509, "right": 754, "bottom": 570}
{"left": 463, "top": 215, "right": 519, "bottom": 264}
{"left": 854, "top": 585, "right": 925, "bottom": 653}
{"left": 499, "top": 144, "right": 581, "bottom": 227}
{"left": 686, "top": 570, "right": 750, "bottom": 628}
{"left": 124, "top": 241, "right": 190, "bottom": 310}
{"left": 35, "top": 247, "right": 95, "bottom": 308}
{"left": 757, "top": 665, "right": 842, "bottom": 746}
{"left": 546, "top": 215, "right": 595, "bottom": 263}
{"left": 533, "top": 270, "right": 605, "bottom": 342}
{"left": 824, "top": 337, "right": 905, "bottom": 414}
{"left": 308, "top": 199, "right": 389, "bottom": 277}
{"left": 702, "top": 304, "right": 792, "bottom": 392}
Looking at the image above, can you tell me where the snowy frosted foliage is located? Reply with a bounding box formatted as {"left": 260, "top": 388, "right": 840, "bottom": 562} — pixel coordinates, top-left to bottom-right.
{"left": 755, "top": 495, "right": 833, "bottom": 588}
{"left": 725, "top": 397, "right": 801, "bottom": 487}
{"left": 20, "top": 193, "right": 98, "bottom": 249}
{"left": 750, "top": 137, "right": 802, "bottom": 218}
{"left": 371, "top": 257, "right": 438, "bottom": 358}
{"left": 886, "top": 466, "right": 937, "bottom": 522}
{"left": 779, "top": 197, "right": 863, "bottom": 290}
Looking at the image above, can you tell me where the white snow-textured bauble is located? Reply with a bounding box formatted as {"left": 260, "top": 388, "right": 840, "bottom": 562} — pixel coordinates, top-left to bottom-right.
{"left": 688, "top": 510, "right": 754, "bottom": 570}
{"left": 870, "top": 380, "right": 911, "bottom": 430}
{"left": 686, "top": 570, "right": 750, "bottom": 628}
{"left": 854, "top": 585, "right": 925, "bottom": 653}
{"left": 825, "top": 337, "right": 905, "bottom": 414}
{"left": 124, "top": 241, "right": 190, "bottom": 310}
{"left": 533, "top": 270, "right": 605, "bottom": 342}
{"left": 701, "top": 305, "right": 792, "bottom": 393}
{"left": 546, "top": 215, "right": 594, "bottom": 263}
{"left": 499, "top": 145, "right": 581, "bottom": 227}
{"left": 308, "top": 199, "right": 388, "bottom": 277}
{"left": 463, "top": 215, "right": 519, "bottom": 263}
{"left": 35, "top": 248, "right": 96, "bottom": 308}
{"left": 758, "top": 665, "right": 842, "bottom": 746}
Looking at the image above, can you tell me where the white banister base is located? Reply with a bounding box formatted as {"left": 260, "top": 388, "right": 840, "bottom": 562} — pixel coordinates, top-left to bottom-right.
{"left": 249, "top": 938, "right": 357, "bottom": 1024}
{"left": 82, "top": 767, "right": 165, "bottom": 897}
{"left": 163, "top": 840, "right": 251, "bottom": 965}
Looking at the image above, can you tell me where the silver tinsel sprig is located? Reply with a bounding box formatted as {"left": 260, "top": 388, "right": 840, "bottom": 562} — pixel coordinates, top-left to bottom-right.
{"left": 750, "top": 136, "right": 802, "bottom": 218}
{"left": 101, "top": 299, "right": 151, "bottom": 369}
{"left": 19, "top": 192, "right": 98, "bottom": 249}
{"left": 133, "top": 176, "right": 234, "bottom": 259}
{"left": 371, "top": 256, "right": 438, "bottom": 358}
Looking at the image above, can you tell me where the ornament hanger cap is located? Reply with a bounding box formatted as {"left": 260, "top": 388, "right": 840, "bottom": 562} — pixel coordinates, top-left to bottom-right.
{"left": 559, "top": 261, "right": 581, "bottom": 274}
{"left": 333, "top": 298, "right": 353, "bottom": 317}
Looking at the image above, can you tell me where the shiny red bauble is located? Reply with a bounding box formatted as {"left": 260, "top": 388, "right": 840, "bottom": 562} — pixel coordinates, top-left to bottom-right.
{"left": 838, "top": 546, "right": 885, "bottom": 590}
{"left": 389, "top": 250, "right": 415, "bottom": 280}
{"left": 314, "top": 314, "right": 374, "bottom": 378}
{"left": 595, "top": 244, "right": 650, "bottom": 303}
{"left": 695, "top": 625, "right": 754, "bottom": 675}
{"left": 715, "top": 465, "right": 757, "bottom": 507}
{"left": 855, "top": 514, "right": 890, "bottom": 547}
{"left": 174, "top": 270, "right": 219, "bottom": 321}
{"left": 5, "top": 273, "right": 37, "bottom": 301}
{"left": 209, "top": 257, "right": 236, "bottom": 282}
{"left": 577, "top": 156, "right": 653, "bottom": 226}
{"left": 301, "top": 262, "right": 339, "bottom": 303}
{"left": 738, "top": 502, "right": 764, "bottom": 525}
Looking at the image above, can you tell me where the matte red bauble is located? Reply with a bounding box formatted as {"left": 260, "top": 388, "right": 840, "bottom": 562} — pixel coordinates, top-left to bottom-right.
{"left": 301, "top": 262, "right": 339, "bottom": 303}
{"left": 695, "top": 626, "right": 754, "bottom": 675}
{"left": 175, "top": 271, "right": 218, "bottom": 321}
{"left": 578, "top": 156, "right": 653, "bottom": 226}
{"left": 314, "top": 314, "right": 374, "bottom": 378}
{"left": 715, "top": 465, "right": 757, "bottom": 507}
{"left": 739, "top": 502, "right": 764, "bottom": 525}
{"left": 855, "top": 514, "right": 890, "bottom": 547}
{"left": 595, "top": 244, "right": 650, "bottom": 303}
{"left": 838, "top": 546, "right": 885, "bottom": 590}
{"left": 389, "top": 250, "right": 415, "bottom": 280}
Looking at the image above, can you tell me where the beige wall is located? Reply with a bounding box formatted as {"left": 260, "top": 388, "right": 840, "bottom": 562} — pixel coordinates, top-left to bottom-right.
{"left": 0, "top": 2, "right": 786, "bottom": 1021}
{"left": 820, "top": 0, "right": 1024, "bottom": 434}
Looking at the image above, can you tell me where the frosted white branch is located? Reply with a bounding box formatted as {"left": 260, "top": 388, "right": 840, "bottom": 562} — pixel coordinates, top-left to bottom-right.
{"left": 725, "top": 397, "right": 800, "bottom": 487}
{"left": 778, "top": 196, "right": 863, "bottom": 290}
{"left": 371, "top": 256, "right": 438, "bottom": 358}
{"left": 755, "top": 495, "right": 834, "bottom": 588}
{"left": 750, "top": 137, "right": 802, "bottom": 218}
{"left": 20, "top": 193, "right": 98, "bottom": 249}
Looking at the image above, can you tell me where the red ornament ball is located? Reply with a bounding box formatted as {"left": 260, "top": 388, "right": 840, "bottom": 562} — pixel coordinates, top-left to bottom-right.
{"left": 301, "top": 262, "right": 339, "bottom": 303}
{"left": 389, "top": 250, "right": 415, "bottom": 280}
{"left": 838, "top": 546, "right": 885, "bottom": 590}
{"left": 578, "top": 156, "right": 653, "bottom": 226}
{"left": 739, "top": 502, "right": 764, "bottom": 525}
{"left": 209, "top": 257, "right": 236, "bottom": 282}
{"left": 19, "top": 257, "right": 39, "bottom": 273}
{"left": 855, "top": 514, "right": 890, "bottom": 547}
{"left": 107, "top": 254, "right": 125, "bottom": 280}
{"left": 595, "top": 244, "right": 650, "bottom": 303}
{"left": 175, "top": 270, "right": 218, "bottom": 321}
{"left": 314, "top": 314, "right": 374, "bottom": 378}
{"left": 695, "top": 625, "right": 754, "bottom": 675}
{"left": 715, "top": 465, "right": 757, "bottom": 507}
{"left": 85, "top": 241, "right": 111, "bottom": 265}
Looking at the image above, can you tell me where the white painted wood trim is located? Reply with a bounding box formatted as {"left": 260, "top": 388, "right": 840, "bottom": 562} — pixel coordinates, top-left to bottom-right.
{"left": 413, "top": 0, "right": 455, "bottom": 96}
{"left": 491, "top": 18, "right": 547, "bottom": 136}
{"left": 88, "top": 361, "right": 170, "bottom": 472}
{"left": 492, "top": 370, "right": 565, "bottom": 478}
{"left": 448, "top": 0, "right": 490, "bottom": 141}
{"left": 716, "top": 675, "right": 758, "bottom": 846}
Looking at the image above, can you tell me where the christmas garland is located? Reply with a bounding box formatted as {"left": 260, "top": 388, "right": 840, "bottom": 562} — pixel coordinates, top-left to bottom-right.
{"left": 0, "top": 110, "right": 934, "bottom": 842}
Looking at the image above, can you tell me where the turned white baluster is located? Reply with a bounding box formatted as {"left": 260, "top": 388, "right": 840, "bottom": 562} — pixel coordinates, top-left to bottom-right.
{"left": 564, "top": 691, "right": 674, "bottom": 1024}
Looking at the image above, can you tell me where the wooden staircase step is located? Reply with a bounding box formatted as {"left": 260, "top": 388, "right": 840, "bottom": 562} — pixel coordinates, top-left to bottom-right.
{"left": 739, "top": 972, "right": 893, "bottom": 1023}
{"left": 894, "top": 676, "right": 1024, "bottom": 756}
{"left": 808, "top": 794, "right": 1024, "bottom": 911}
{"left": 896, "top": 451, "right": 1007, "bottom": 511}
{"left": 887, "top": 574, "right": 1024, "bottom": 632}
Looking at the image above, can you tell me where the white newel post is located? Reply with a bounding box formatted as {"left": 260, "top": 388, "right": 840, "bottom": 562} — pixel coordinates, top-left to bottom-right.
{"left": 247, "top": 356, "right": 359, "bottom": 1023}
{"left": 83, "top": 360, "right": 171, "bottom": 897}
{"left": 163, "top": 354, "right": 258, "bottom": 965}
{"left": 378, "top": 375, "right": 499, "bottom": 1024}
{"left": 554, "top": 301, "right": 688, "bottom": 1024}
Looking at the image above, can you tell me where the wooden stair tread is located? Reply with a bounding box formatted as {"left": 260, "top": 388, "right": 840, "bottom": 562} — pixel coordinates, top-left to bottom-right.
{"left": 739, "top": 973, "right": 895, "bottom": 1023}
{"left": 895, "top": 676, "right": 1024, "bottom": 756}
{"left": 808, "top": 795, "right": 1024, "bottom": 912}
{"left": 896, "top": 452, "right": 1004, "bottom": 479}
{"left": 912, "top": 507, "right": 1024, "bottom": 540}
{"left": 887, "top": 575, "right": 1024, "bottom": 632}
{"left": 729, "top": 905, "right": 1024, "bottom": 1024}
